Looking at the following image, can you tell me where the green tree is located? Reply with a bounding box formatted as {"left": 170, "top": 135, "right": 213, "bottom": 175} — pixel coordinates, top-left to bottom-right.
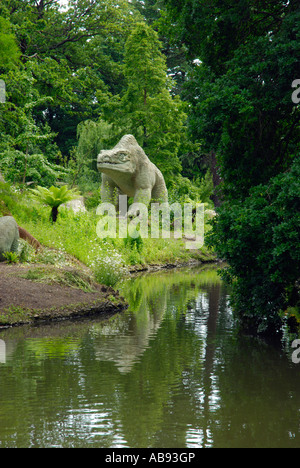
{"left": 70, "top": 119, "right": 115, "bottom": 189}
{"left": 161, "top": 0, "right": 300, "bottom": 334}
{"left": 0, "top": 0, "right": 141, "bottom": 158}
{"left": 0, "top": 64, "right": 67, "bottom": 185}
{"left": 0, "top": 16, "right": 21, "bottom": 70}
{"left": 114, "top": 22, "right": 187, "bottom": 179}
{"left": 208, "top": 157, "right": 300, "bottom": 335}
{"left": 161, "top": 0, "right": 300, "bottom": 198}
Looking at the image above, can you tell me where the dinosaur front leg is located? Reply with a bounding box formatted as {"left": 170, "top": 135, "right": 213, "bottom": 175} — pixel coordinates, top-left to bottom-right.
{"left": 127, "top": 188, "right": 152, "bottom": 218}
{"left": 101, "top": 174, "right": 120, "bottom": 207}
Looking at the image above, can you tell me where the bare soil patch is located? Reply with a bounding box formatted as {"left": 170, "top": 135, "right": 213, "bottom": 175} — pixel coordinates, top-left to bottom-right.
{"left": 0, "top": 263, "right": 127, "bottom": 327}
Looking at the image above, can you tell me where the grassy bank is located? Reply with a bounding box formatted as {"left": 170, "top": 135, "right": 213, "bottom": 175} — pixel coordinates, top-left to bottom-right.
{"left": 0, "top": 261, "right": 128, "bottom": 327}
{"left": 0, "top": 185, "right": 217, "bottom": 326}
{"left": 2, "top": 187, "right": 216, "bottom": 287}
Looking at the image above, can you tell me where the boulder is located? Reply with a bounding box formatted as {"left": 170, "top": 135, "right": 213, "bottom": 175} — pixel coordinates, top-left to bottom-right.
{"left": 0, "top": 216, "right": 19, "bottom": 261}
{"left": 62, "top": 197, "right": 87, "bottom": 214}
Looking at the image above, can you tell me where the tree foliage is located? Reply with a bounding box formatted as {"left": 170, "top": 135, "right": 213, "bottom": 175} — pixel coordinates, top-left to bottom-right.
{"left": 71, "top": 119, "right": 115, "bottom": 189}
{"left": 0, "top": 63, "right": 67, "bottom": 184}
{"left": 0, "top": 16, "right": 21, "bottom": 70}
{"left": 208, "top": 157, "right": 300, "bottom": 335}
{"left": 160, "top": 0, "right": 300, "bottom": 334}
{"left": 111, "top": 22, "right": 188, "bottom": 179}
{"left": 0, "top": 0, "right": 141, "bottom": 174}
{"left": 0, "top": 0, "right": 195, "bottom": 188}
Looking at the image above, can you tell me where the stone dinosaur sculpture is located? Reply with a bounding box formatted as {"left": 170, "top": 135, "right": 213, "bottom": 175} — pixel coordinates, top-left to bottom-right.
{"left": 0, "top": 216, "right": 19, "bottom": 261}
{"left": 97, "top": 135, "right": 168, "bottom": 214}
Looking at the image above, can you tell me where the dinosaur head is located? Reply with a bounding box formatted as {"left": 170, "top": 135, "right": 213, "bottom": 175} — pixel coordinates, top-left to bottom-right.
{"left": 97, "top": 135, "right": 146, "bottom": 176}
{"left": 97, "top": 148, "right": 135, "bottom": 174}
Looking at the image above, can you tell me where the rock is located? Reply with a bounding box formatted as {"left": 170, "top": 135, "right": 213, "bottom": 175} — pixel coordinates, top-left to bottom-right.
{"left": 62, "top": 197, "right": 87, "bottom": 213}
{"left": 0, "top": 216, "right": 19, "bottom": 261}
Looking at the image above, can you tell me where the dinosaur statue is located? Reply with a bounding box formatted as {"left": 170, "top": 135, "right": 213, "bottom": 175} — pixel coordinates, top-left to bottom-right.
{"left": 97, "top": 135, "right": 168, "bottom": 214}
{"left": 0, "top": 216, "right": 19, "bottom": 261}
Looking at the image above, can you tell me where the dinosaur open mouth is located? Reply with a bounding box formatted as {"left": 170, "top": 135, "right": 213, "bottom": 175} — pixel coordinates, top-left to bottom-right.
{"left": 98, "top": 160, "right": 126, "bottom": 167}
{"left": 99, "top": 160, "right": 118, "bottom": 164}
{"left": 97, "top": 160, "right": 134, "bottom": 174}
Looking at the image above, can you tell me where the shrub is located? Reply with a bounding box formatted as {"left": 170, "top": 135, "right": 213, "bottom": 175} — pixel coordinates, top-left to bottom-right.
{"left": 90, "top": 251, "right": 127, "bottom": 287}
{"left": 208, "top": 157, "right": 300, "bottom": 336}
{"left": 18, "top": 239, "right": 35, "bottom": 263}
{"left": 2, "top": 251, "right": 19, "bottom": 264}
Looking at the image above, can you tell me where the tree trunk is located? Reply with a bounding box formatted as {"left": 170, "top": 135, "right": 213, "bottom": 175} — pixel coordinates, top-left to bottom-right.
{"left": 51, "top": 206, "right": 59, "bottom": 223}
{"left": 208, "top": 150, "right": 223, "bottom": 208}
{"left": 22, "top": 143, "right": 29, "bottom": 185}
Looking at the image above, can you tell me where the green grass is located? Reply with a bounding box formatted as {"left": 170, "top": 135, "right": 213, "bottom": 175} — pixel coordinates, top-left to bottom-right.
{"left": 4, "top": 189, "right": 216, "bottom": 285}
{"left": 0, "top": 306, "right": 34, "bottom": 325}
{"left": 22, "top": 267, "right": 96, "bottom": 292}
{"left": 2, "top": 251, "right": 19, "bottom": 263}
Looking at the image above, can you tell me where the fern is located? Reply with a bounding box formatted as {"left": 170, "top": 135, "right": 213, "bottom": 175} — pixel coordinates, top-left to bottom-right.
{"left": 31, "top": 185, "right": 80, "bottom": 222}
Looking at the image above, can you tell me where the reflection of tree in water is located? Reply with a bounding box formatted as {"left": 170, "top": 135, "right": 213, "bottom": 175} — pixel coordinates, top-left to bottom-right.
{"left": 91, "top": 277, "right": 168, "bottom": 374}
{"left": 90, "top": 267, "right": 221, "bottom": 375}
{"left": 198, "top": 283, "right": 221, "bottom": 448}
{"left": 0, "top": 271, "right": 225, "bottom": 447}
{"left": 110, "top": 267, "right": 224, "bottom": 447}
{"left": 1, "top": 265, "right": 298, "bottom": 448}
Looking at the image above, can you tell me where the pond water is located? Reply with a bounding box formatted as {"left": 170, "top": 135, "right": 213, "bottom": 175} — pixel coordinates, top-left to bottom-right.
{"left": 0, "top": 265, "right": 299, "bottom": 448}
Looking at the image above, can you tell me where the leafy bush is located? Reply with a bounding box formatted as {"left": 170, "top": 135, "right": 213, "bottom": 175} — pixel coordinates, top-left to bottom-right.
{"left": 2, "top": 251, "right": 19, "bottom": 264}
{"left": 90, "top": 250, "right": 127, "bottom": 287}
{"left": 84, "top": 189, "right": 101, "bottom": 211}
{"left": 18, "top": 239, "right": 35, "bottom": 263}
{"left": 208, "top": 157, "right": 300, "bottom": 336}
{"left": 0, "top": 150, "right": 68, "bottom": 187}
{"left": 168, "top": 172, "right": 214, "bottom": 207}
{"left": 0, "top": 180, "right": 17, "bottom": 214}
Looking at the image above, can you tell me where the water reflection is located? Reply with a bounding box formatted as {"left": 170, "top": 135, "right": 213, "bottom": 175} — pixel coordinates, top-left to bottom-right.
{"left": 0, "top": 265, "right": 299, "bottom": 448}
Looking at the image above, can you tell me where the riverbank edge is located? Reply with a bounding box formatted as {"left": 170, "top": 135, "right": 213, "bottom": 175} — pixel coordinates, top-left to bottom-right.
{"left": 0, "top": 252, "right": 219, "bottom": 328}
{"left": 0, "top": 260, "right": 128, "bottom": 328}
{"left": 0, "top": 289, "right": 128, "bottom": 329}
{"left": 128, "top": 249, "right": 218, "bottom": 274}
